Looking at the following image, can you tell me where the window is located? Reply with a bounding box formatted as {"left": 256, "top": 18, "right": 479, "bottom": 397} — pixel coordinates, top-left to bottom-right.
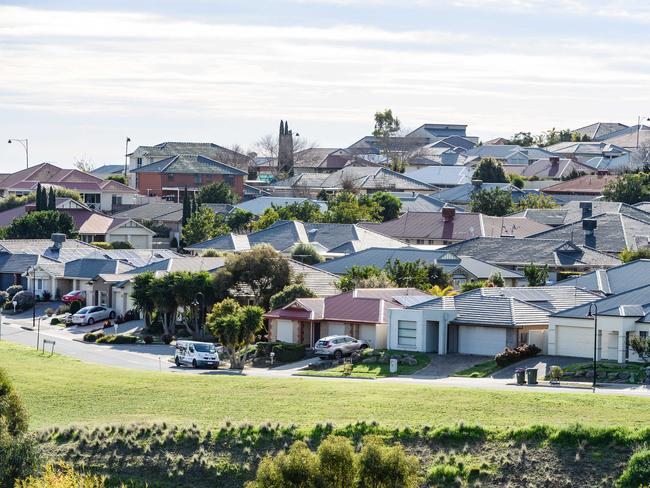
{"left": 416, "top": 239, "right": 425, "bottom": 245}
{"left": 224, "top": 175, "right": 234, "bottom": 185}
{"left": 641, "top": 331, "right": 648, "bottom": 339}
{"left": 167, "top": 173, "right": 174, "bottom": 181}
{"left": 397, "top": 320, "right": 417, "bottom": 347}
{"left": 36, "top": 279, "right": 43, "bottom": 290}
{"left": 112, "top": 195, "right": 122, "bottom": 206}
{"left": 195, "top": 174, "right": 201, "bottom": 184}
{"left": 136, "top": 157, "right": 143, "bottom": 167}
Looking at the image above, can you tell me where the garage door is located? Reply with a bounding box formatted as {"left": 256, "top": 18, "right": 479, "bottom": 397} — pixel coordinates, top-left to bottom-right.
{"left": 276, "top": 320, "right": 294, "bottom": 343}
{"left": 556, "top": 326, "right": 592, "bottom": 358}
{"left": 458, "top": 326, "right": 506, "bottom": 355}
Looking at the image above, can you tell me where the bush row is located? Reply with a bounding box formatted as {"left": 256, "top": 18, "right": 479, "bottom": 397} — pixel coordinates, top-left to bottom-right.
{"left": 96, "top": 334, "right": 138, "bottom": 344}
{"left": 257, "top": 342, "right": 307, "bottom": 363}
{"left": 495, "top": 344, "right": 541, "bottom": 367}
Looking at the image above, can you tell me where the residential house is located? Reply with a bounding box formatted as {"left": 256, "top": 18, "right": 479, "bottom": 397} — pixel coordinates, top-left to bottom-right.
{"left": 432, "top": 181, "right": 528, "bottom": 206}
{"left": 131, "top": 154, "right": 247, "bottom": 202}
{"left": 542, "top": 173, "right": 618, "bottom": 202}
{"left": 388, "top": 286, "right": 599, "bottom": 355}
{"left": 360, "top": 209, "right": 550, "bottom": 246}
{"left": 405, "top": 166, "right": 473, "bottom": 187}
{"left": 461, "top": 145, "right": 558, "bottom": 168}
{"left": 572, "top": 122, "right": 629, "bottom": 141}
{"left": 553, "top": 259, "right": 650, "bottom": 294}
{"left": 527, "top": 213, "right": 650, "bottom": 254}
{"left": 502, "top": 157, "right": 594, "bottom": 180}
{"left": 0, "top": 162, "right": 139, "bottom": 212}
{"left": 406, "top": 123, "right": 473, "bottom": 142}
{"left": 545, "top": 141, "right": 629, "bottom": 165}
{"left": 596, "top": 124, "right": 650, "bottom": 149}
{"left": 269, "top": 166, "right": 437, "bottom": 197}
{"left": 548, "top": 284, "right": 650, "bottom": 363}
{"left": 186, "top": 220, "right": 406, "bottom": 256}
{"left": 265, "top": 288, "right": 431, "bottom": 348}
{"left": 439, "top": 237, "right": 621, "bottom": 281}
{"left": 512, "top": 200, "right": 650, "bottom": 228}
{"left": 389, "top": 193, "right": 459, "bottom": 213}
{"left": 314, "top": 247, "right": 524, "bottom": 287}
{"left": 112, "top": 202, "right": 185, "bottom": 238}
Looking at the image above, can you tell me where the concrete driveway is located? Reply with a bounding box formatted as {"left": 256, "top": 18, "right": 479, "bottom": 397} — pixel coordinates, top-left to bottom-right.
{"left": 493, "top": 355, "right": 580, "bottom": 380}
{"left": 413, "top": 354, "right": 491, "bottom": 378}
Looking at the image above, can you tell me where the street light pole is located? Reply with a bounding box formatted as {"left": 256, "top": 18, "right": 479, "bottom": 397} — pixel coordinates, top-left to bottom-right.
{"left": 8, "top": 138, "right": 29, "bottom": 168}
{"left": 587, "top": 303, "right": 598, "bottom": 390}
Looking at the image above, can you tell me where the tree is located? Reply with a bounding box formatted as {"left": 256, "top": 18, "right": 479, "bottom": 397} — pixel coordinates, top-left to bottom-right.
{"left": 106, "top": 174, "right": 127, "bottom": 184}
{"left": 629, "top": 335, "right": 650, "bottom": 364}
{"left": 461, "top": 280, "right": 491, "bottom": 292}
{"left": 226, "top": 209, "right": 254, "bottom": 232}
{"left": 489, "top": 271, "right": 505, "bottom": 287}
{"left": 47, "top": 187, "right": 56, "bottom": 210}
{"left": 148, "top": 273, "right": 181, "bottom": 335}
{"left": 429, "top": 285, "right": 458, "bottom": 297}
{"left": 35, "top": 183, "right": 43, "bottom": 210}
{"left": 373, "top": 108, "right": 401, "bottom": 139}
{"left": 325, "top": 192, "right": 381, "bottom": 224}
{"left": 385, "top": 259, "right": 429, "bottom": 289}
{"left": 370, "top": 192, "right": 402, "bottom": 221}
{"left": 290, "top": 243, "right": 324, "bottom": 265}
{"left": 523, "top": 263, "right": 549, "bottom": 286}
{"left": 182, "top": 188, "right": 191, "bottom": 225}
{"left": 171, "top": 271, "right": 217, "bottom": 339}
{"left": 2, "top": 210, "right": 76, "bottom": 239}
{"left": 181, "top": 207, "right": 229, "bottom": 246}
{"left": 206, "top": 298, "right": 264, "bottom": 369}
{"left": 225, "top": 245, "right": 292, "bottom": 308}
{"left": 620, "top": 248, "right": 650, "bottom": 263}
{"left": 474, "top": 158, "right": 508, "bottom": 183}
{"left": 190, "top": 193, "right": 197, "bottom": 215}
{"left": 269, "top": 283, "right": 316, "bottom": 310}
{"left": 197, "top": 181, "right": 238, "bottom": 204}
{"left": 510, "top": 132, "right": 535, "bottom": 146}
{"left": 357, "top": 436, "right": 420, "bottom": 488}
{"left": 252, "top": 201, "right": 325, "bottom": 231}
{"left": 131, "top": 272, "right": 155, "bottom": 328}
{"left": 73, "top": 158, "right": 94, "bottom": 172}
{"left": 509, "top": 175, "right": 525, "bottom": 189}
{"left": 469, "top": 188, "right": 513, "bottom": 216}
{"left": 516, "top": 193, "right": 558, "bottom": 210}
{"left": 603, "top": 173, "right": 650, "bottom": 205}
{"left": 426, "top": 263, "right": 452, "bottom": 288}
{"left": 336, "top": 265, "right": 395, "bottom": 292}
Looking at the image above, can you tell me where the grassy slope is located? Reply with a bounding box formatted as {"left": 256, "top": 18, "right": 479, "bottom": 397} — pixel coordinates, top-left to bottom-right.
{"left": 453, "top": 359, "right": 502, "bottom": 378}
{"left": 4, "top": 341, "right": 650, "bottom": 431}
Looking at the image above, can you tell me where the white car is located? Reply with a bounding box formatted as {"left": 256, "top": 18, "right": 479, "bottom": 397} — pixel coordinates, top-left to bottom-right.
{"left": 175, "top": 341, "right": 220, "bottom": 369}
{"left": 72, "top": 305, "right": 115, "bottom": 325}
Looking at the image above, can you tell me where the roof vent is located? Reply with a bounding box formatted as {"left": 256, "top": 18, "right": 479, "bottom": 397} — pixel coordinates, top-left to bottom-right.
{"left": 471, "top": 179, "right": 483, "bottom": 187}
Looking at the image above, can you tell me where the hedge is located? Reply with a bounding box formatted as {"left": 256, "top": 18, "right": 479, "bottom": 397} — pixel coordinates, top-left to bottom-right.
{"left": 96, "top": 334, "right": 138, "bottom": 344}
{"left": 271, "top": 343, "right": 306, "bottom": 363}
{"left": 83, "top": 332, "right": 104, "bottom": 343}
{"left": 495, "top": 344, "right": 541, "bottom": 367}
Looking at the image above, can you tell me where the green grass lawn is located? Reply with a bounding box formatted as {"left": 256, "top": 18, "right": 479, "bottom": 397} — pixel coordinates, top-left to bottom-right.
{"left": 560, "top": 360, "right": 648, "bottom": 383}
{"left": 453, "top": 359, "right": 502, "bottom": 378}
{"left": 4, "top": 341, "right": 650, "bottom": 431}
{"left": 297, "top": 350, "right": 431, "bottom": 379}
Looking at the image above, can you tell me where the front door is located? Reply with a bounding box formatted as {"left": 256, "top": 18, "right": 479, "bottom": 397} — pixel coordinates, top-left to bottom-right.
{"left": 313, "top": 323, "right": 321, "bottom": 345}
{"left": 426, "top": 321, "right": 439, "bottom": 353}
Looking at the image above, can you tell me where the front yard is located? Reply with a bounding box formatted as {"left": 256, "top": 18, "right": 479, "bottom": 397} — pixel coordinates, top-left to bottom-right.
{"left": 558, "top": 360, "right": 650, "bottom": 384}
{"left": 453, "top": 359, "right": 502, "bottom": 378}
{"left": 297, "top": 349, "right": 431, "bottom": 378}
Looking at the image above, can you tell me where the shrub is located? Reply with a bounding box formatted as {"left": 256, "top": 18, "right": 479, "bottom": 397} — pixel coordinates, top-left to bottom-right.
{"left": 0, "top": 433, "right": 41, "bottom": 488}
{"left": 357, "top": 436, "right": 420, "bottom": 488}
{"left": 91, "top": 241, "right": 113, "bottom": 250}
{"left": 50, "top": 318, "right": 60, "bottom": 325}
{"left": 0, "top": 291, "right": 7, "bottom": 306}
{"left": 6, "top": 285, "right": 23, "bottom": 299}
{"left": 95, "top": 334, "right": 137, "bottom": 344}
{"left": 617, "top": 449, "right": 650, "bottom": 487}
{"left": 13, "top": 291, "right": 35, "bottom": 311}
{"left": 109, "top": 241, "right": 133, "bottom": 249}
{"left": 161, "top": 334, "right": 174, "bottom": 345}
{"left": 250, "top": 441, "right": 320, "bottom": 488}
{"left": 56, "top": 304, "right": 70, "bottom": 315}
{"left": 45, "top": 307, "right": 55, "bottom": 317}
{"left": 15, "top": 462, "right": 106, "bottom": 488}
{"left": 3, "top": 302, "right": 13, "bottom": 311}
{"left": 143, "top": 335, "right": 154, "bottom": 344}
{"left": 495, "top": 344, "right": 541, "bottom": 367}
{"left": 124, "top": 309, "right": 138, "bottom": 322}
{"left": 41, "top": 290, "right": 52, "bottom": 302}
{"left": 83, "top": 332, "right": 104, "bottom": 343}
{"left": 69, "top": 300, "right": 82, "bottom": 315}
{"left": 317, "top": 436, "right": 356, "bottom": 488}
{"left": 271, "top": 343, "right": 306, "bottom": 363}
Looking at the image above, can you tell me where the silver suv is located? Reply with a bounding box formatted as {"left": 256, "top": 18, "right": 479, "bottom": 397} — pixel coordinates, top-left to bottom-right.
{"left": 314, "top": 335, "right": 369, "bottom": 360}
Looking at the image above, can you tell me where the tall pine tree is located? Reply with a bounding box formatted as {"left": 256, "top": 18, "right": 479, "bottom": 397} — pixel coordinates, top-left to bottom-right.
{"left": 35, "top": 183, "right": 43, "bottom": 210}
{"left": 182, "top": 187, "right": 191, "bottom": 225}
{"left": 48, "top": 187, "right": 56, "bottom": 210}
{"left": 191, "top": 193, "right": 197, "bottom": 215}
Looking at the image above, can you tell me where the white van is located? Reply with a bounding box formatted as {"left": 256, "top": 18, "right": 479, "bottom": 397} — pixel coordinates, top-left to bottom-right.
{"left": 174, "top": 341, "right": 220, "bottom": 369}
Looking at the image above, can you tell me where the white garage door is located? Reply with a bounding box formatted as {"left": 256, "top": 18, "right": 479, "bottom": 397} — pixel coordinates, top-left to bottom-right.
{"left": 276, "top": 320, "right": 294, "bottom": 343}
{"left": 556, "top": 326, "right": 592, "bottom": 358}
{"left": 458, "top": 326, "right": 506, "bottom": 355}
{"left": 357, "top": 324, "right": 376, "bottom": 348}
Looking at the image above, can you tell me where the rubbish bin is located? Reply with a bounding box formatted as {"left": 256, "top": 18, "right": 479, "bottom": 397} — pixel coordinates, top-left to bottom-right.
{"left": 389, "top": 358, "right": 398, "bottom": 374}
{"left": 526, "top": 368, "right": 538, "bottom": 385}
{"left": 515, "top": 368, "right": 526, "bottom": 385}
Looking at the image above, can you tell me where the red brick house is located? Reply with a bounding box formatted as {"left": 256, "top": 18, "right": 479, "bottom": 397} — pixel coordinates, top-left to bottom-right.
{"left": 131, "top": 154, "right": 247, "bottom": 202}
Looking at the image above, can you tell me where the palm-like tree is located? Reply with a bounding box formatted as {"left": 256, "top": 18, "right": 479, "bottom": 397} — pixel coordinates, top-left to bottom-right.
{"left": 428, "top": 285, "right": 458, "bottom": 297}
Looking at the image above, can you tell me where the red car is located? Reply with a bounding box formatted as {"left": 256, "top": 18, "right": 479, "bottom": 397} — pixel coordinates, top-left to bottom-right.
{"left": 62, "top": 290, "right": 86, "bottom": 304}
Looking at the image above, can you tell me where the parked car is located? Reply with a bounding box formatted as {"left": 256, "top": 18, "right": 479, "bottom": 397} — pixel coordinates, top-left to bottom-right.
{"left": 174, "top": 341, "right": 220, "bottom": 368}
{"left": 62, "top": 290, "right": 86, "bottom": 304}
{"left": 71, "top": 306, "right": 115, "bottom": 325}
{"left": 314, "top": 335, "right": 369, "bottom": 360}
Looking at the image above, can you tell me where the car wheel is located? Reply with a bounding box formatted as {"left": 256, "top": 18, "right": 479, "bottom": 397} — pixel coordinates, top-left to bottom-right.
{"left": 109, "top": 311, "right": 116, "bottom": 319}
{"left": 334, "top": 350, "right": 343, "bottom": 360}
{"left": 175, "top": 357, "right": 181, "bottom": 367}
{"left": 192, "top": 359, "right": 198, "bottom": 368}
{"left": 214, "top": 362, "right": 220, "bottom": 369}
{"left": 359, "top": 344, "right": 368, "bottom": 350}
{"left": 87, "top": 318, "right": 94, "bottom": 325}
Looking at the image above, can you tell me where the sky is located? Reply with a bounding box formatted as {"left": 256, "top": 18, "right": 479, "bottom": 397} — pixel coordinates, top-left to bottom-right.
{"left": 1, "top": 0, "right": 649, "bottom": 172}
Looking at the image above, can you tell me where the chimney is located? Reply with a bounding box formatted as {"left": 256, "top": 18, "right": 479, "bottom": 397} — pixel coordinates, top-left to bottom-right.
{"left": 550, "top": 156, "right": 560, "bottom": 166}
{"left": 582, "top": 219, "right": 597, "bottom": 237}
{"left": 442, "top": 207, "right": 456, "bottom": 222}
{"left": 579, "top": 201, "right": 592, "bottom": 219}
{"left": 471, "top": 179, "right": 483, "bottom": 188}
{"left": 51, "top": 233, "right": 66, "bottom": 250}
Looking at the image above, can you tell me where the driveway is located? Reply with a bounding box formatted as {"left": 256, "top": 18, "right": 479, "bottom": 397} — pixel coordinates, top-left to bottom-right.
{"left": 413, "top": 354, "right": 491, "bottom": 378}
{"left": 493, "top": 355, "right": 579, "bottom": 380}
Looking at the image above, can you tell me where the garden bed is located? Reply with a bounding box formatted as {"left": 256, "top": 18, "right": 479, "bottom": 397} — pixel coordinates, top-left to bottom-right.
{"left": 553, "top": 361, "right": 649, "bottom": 384}
{"left": 297, "top": 349, "right": 431, "bottom": 378}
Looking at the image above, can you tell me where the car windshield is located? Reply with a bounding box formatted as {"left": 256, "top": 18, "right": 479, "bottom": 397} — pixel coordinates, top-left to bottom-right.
{"left": 77, "top": 307, "right": 91, "bottom": 314}
{"left": 194, "top": 344, "right": 215, "bottom": 353}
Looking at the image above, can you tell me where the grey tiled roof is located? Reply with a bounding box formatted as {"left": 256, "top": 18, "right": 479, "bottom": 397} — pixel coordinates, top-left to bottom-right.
{"left": 553, "top": 259, "right": 650, "bottom": 295}
{"left": 528, "top": 213, "right": 650, "bottom": 253}
{"left": 128, "top": 257, "right": 226, "bottom": 274}
{"left": 573, "top": 122, "right": 628, "bottom": 141}
{"left": 552, "top": 283, "right": 650, "bottom": 319}
{"left": 113, "top": 202, "right": 183, "bottom": 222}
{"left": 597, "top": 125, "right": 650, "bottom": 148}
{"left": 440, "top": 237, "right": 621, "bottom": 268}
{"left": 131, "top": 154, "right": 247, "bottom": 175}
{"left": 288, "top": 260, "right": 339, "bottom": 297}
{"left": 463, "top": 145, "right": 557, "bottom": 161}
{"left": 405, "top": 166, "right": 473, "bottom": 186}
{"left": 63, "top": 258, "right": 134, "bottom": 279}
{"left": 391, "top": 193, "right": 456, "bottom": 213}
{"left": 0, "top": 253, "right": 38, "bottom": 273}
{"left": 433, "top": 182, "right": 526, "bottom": 204}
